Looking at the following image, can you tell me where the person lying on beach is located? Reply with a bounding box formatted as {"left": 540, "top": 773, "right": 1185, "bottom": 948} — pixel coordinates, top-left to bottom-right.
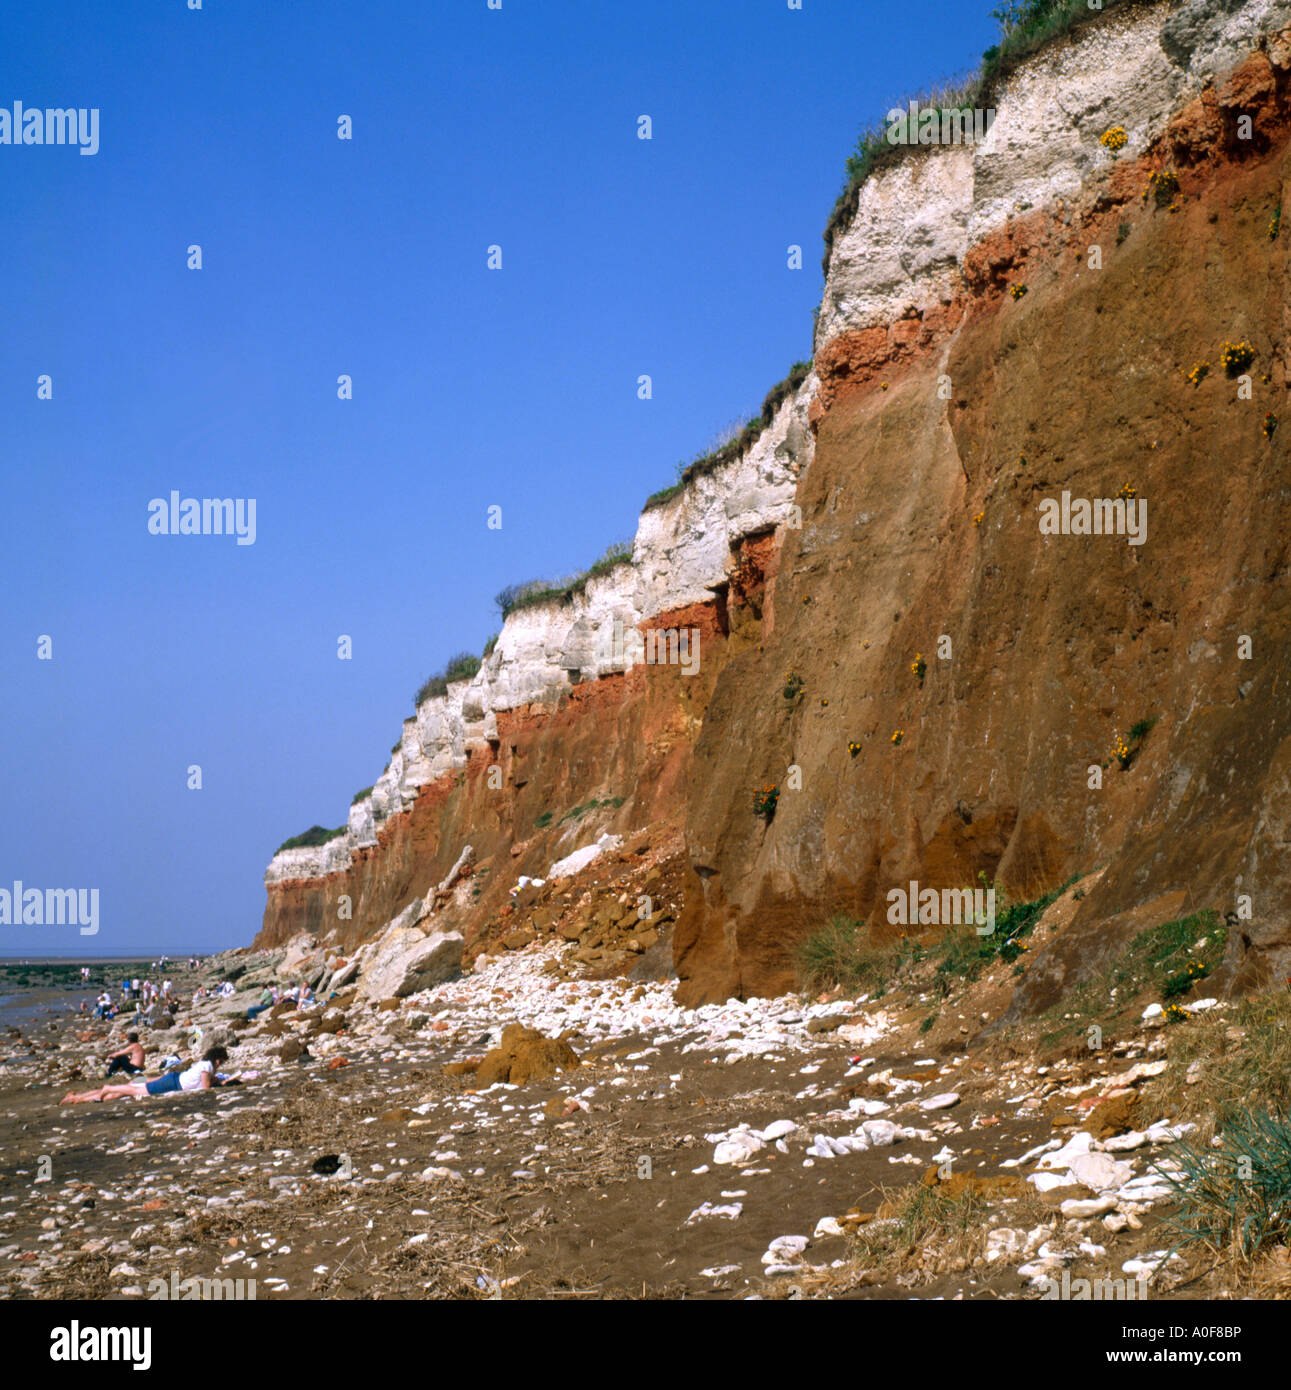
{"left": 105, "top": 1033, "right": 146, "bottom": 1076}
{"left": 60, "top": 1047, "right": 230, "bottom": 1105}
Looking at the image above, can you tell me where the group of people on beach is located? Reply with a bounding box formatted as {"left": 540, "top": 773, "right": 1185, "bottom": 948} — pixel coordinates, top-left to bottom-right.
{"left": 89, "top": 976, "right": 176, "bottom": 1024}
{"left": 246, "top": 981, "right": 313, "bottom": 1020}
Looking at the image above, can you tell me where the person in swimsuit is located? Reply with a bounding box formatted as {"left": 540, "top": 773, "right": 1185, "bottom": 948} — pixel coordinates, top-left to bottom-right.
{"left": 105, "top": 1033, "right": 146, "bottom": 1076}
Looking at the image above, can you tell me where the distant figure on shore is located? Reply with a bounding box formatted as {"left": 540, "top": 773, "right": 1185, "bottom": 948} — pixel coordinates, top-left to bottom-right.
{"left": 105, "top": 1033, "right": 146, "bottom": 1077}
{"left": 61, "top": 1047, "right": 230, "bottom": 1105}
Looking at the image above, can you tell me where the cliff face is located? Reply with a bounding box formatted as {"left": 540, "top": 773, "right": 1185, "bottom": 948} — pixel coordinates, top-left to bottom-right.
{"left": 261, "top": 0, "right": 1291, "bottom": 1016}
{"left": 677, "top": 0, "right": 1291, "bottom": 1004}
{"left": 257, "top": 371, "right": 815, "bottom": 952}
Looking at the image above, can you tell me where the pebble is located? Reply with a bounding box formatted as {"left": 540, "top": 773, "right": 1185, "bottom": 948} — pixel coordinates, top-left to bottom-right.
{"left": 761, "top": 1235, "right": 808, "bottom": 1265}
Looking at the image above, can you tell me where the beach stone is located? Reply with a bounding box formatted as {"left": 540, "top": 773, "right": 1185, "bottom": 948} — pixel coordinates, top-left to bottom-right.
{"left": 1069, "top": 1152, "right": 1135, "bottom": 1193}
{"left": 760, "top": 1235, "right": 808, "bottom": 1265}
{"left": 714, "top": 1131, "right": 766, "bottom": 1165}
{"left": 861, "top": 1119, "right": 899, "bottom": 1147}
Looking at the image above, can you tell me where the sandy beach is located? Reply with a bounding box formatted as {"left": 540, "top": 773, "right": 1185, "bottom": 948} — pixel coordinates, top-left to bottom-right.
{"left": 0, "top": 935, "right": 1244, "bottom": 1302}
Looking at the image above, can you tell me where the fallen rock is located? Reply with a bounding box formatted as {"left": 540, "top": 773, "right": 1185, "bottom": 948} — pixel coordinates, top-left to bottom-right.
{"left": 475, "top": 1024, "right": 580, "bottom": 1087}
{"left": 1087, "top": 1091, "right": 1139, "bottom": 1139}
{"left": 919, "top": 1168, "right": 1028, "bottom": 1200}
{"left": 357, "top": 926, "right": 464, "bottom": 1002}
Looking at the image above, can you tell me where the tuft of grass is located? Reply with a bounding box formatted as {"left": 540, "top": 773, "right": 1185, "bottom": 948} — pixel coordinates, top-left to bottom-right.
{"left": 495, "top": 541, "right": 634, "bottom": 620}
{"left": 558, "top": 796, "right": 626, "bottom": 824}
{"left": 1152, "top": 990, "right": 1291, "bottom": 1132}
{"left": 415, "top": 651, "right": 483, "bottom": 707}
{"left": 350, "top": 786, "right": 373, "bottom": 806}
{"left": 482, "top": 632, "right": 499, "bottom": 658}
{"left": 849, "top": 1180, "right": 1048, "bottom": 1286}
{"left": 1160, "top": 1110, "right": 1291, "bottom": 1259}
{"left": 794, "top": 916, "right": 919, "bottom": 996}
{"left": 275, "top": 824, "right": 347, "bottom": 855}
{"left": 642, "top": 361, "right": 812, "bottom": 512}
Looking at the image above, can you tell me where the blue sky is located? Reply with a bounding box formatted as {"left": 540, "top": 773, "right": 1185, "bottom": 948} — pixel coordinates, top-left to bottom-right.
{"left": 0, "top": 0, "right": 999, "bottom": 956}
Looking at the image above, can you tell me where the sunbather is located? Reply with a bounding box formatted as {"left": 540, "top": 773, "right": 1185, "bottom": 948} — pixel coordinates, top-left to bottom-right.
{"left": 60, "top": 1047, "right": 230, "bottom": 1104}
{"left": 105, "top": 1033, "right": 146, "bottom": 1076}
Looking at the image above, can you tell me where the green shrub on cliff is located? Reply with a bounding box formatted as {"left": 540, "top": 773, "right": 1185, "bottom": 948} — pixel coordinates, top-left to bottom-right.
{"left": 275, "top": 824, "right": 347, "bottom": 854}
{"left": 414, "top": 651, "right": 483, "bottom": 707}
{"left": 494, "top": 541, "right": 635, "bottom": 620}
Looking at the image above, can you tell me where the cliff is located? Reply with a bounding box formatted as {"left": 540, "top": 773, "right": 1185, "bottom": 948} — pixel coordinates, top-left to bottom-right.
{"left": 260, "top": 0, "right": 1291, "bottom": 1018}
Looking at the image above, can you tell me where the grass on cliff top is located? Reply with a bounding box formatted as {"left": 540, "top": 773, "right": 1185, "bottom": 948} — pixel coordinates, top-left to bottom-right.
{"left": 275, "top": 824, "right": 347, "bottom": 854}
{"left": 642, "top": 360, "right": 813, "bottom": 512}
{"left": 494, "top": 540, "right": 634, "bottom": 621}
{"left": 821, "top": 0, "right": 1138, "bottom": 272}
{"left": 414, "top": 650, "right": 483, "bottom": 708}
